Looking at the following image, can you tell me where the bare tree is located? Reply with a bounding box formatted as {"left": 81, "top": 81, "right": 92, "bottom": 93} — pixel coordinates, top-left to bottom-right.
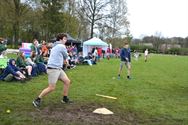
{"left": 78, "top": 0, "right": 110, "bottom": 38}
{"left": 109, "top": 0, "right": 129, "bottom": 37}
{"left": 94, "top": 0, "right": 129, "bottom": 40}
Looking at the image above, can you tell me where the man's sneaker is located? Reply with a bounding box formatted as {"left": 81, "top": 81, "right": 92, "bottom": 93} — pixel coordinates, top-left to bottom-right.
{"left": 117, "top": 75, "right": 120, "bottom": 80}
{"left": 33, "top": 99, "right": 41, "bottom": 107}
{"left": 61, "top": 98, "right": 73, "bottom": 104}
{"left": 127, "top": 76, "right": 131, "bottom": 80}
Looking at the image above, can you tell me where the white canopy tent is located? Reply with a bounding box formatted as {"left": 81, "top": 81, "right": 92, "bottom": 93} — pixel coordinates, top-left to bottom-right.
{"left": 83, "top": 37, "right": 108, "bottom": 57}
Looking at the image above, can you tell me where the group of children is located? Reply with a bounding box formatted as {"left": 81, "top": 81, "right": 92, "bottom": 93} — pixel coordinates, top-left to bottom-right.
{"left": 0, "top": 39, "right": 48, "bottom": 82}
{"left": 1, "top": 34, "right": 151, "bottom": 108}
{"left": 0, "top": 39, "right": 89, "bottom": 83}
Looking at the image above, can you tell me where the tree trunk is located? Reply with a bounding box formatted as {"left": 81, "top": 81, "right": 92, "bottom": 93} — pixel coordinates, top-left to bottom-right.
{"left": 90, "top": 21, "right": 94, "bottom": 38}
{"left": 90, "top": 12, "right": 95, "bottom": 38}
{"left": 13, "top": 21, "right": 19, "bottom": 48}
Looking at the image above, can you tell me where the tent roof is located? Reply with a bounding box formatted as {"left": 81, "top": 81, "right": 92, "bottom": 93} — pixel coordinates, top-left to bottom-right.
{"left": 66, "top": 33, "right": 78, "bottom": 43}
{"left": 83, "top": 37, "right": 108, "bottom": 46}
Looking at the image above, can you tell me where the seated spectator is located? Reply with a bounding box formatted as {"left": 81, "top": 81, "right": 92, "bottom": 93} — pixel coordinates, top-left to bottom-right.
{"left": 72, "top": 45, "right": 78, "bottom": 56}
{"left": 83, "top": 52, "right": 96, "bottom": 66}
{"left": 0, "top": 59, "right": 26, "bottom": 82}
{"left": 76, "top": 52, "right": 86, "bottom": 65}
{"left": 16, "top": 51, "right": 34, "bottom": 77}
{"left": 88, "top": 52, "right": 93, "bottom": 60}
{"left": 34, "top": 49, "right": 47, "bottom": 74}
{"left": 41, "top": 40, "right": 49, "bottom": 57}
{"left": 31, "top": 39, "right": 40, "bottom": 55}
{"left": 0, "top": 38, "right": 7, "bottom": 58}
{"left": 26, "top": 51, "right": 40, "bottom": 75}
{"left": 67, "top": 51, "right": 76, "bottom": 68}
{"left": 46, "top": 42, "right": 53, "bottom": 56}
{"left": 89, "top": 52, "right": 97, "bottom": 65}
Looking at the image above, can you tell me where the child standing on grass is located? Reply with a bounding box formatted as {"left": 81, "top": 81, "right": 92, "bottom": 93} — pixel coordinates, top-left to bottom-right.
{"left": 144, "top": 49, "right": 148, "bottom": 62}
{"left": 118, "top": 42, "right": 131, "bottom": 80}
{"left": 33, "top": 33, "right": 72, "bottom": 108}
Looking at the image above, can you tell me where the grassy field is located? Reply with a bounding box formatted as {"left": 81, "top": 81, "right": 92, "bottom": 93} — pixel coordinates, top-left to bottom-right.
{"left": 0, "top": 54, "right": 188, "bottom": 125}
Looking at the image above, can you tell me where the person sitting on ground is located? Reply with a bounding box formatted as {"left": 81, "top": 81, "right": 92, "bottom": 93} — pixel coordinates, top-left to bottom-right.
{"left": 16, "top": 51, "right": 33, "bottom": 78}
{"left": 0, "top": 38, "right": 7, "bottom": 57}
{"left": 31, "top": 39, "right": 40, "bottom": 55}
{"left": 67, "top": 51, "right": 76, "bottom": 69}
{"left": 84, "top": 52, "right": 95, "bottom": 66}
{"left": 41, "top": 40, "right": 49, "bottom": 57}
{"left": 26, "top": 51, "right": 41, "bottom": 76}
{"left": 0, "top": 59, "right": 26, "bottom": 82}
{"left": 76, "top": 52, "right": 87, "bottom": 65}
{"left": 34, "top": 49, "right": 47, "bottom": 74}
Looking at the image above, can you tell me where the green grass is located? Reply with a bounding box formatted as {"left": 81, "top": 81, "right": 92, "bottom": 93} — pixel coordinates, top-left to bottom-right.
{"left": 0, "top": 54, "right": 188, "bottom": 125}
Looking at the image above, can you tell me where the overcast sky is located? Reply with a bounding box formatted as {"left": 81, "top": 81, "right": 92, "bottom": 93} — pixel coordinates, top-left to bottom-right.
{"left": 127, "top": 0, "right": 188, "bottom": 38}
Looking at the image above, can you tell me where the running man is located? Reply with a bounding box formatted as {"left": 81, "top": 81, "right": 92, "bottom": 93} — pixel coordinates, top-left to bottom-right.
{"left": 33, "top": 33, "right": 72, "bottom": 107}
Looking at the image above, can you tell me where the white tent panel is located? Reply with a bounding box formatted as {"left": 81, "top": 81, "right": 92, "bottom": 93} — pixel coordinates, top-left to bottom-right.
{"left": 83, "top": 37, "right": 108, "bottom": 57}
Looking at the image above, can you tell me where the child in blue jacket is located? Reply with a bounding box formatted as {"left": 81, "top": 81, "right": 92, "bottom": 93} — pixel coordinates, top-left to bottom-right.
{"left": 118, "top": 42, "right": 131, "bottom": 79}
{"left": 0, "top": 59, "right": 26, "bottom": 81}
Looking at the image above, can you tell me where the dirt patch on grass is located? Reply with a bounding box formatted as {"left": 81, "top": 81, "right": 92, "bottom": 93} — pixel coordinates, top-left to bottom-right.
{"left": 30, "top": 102, "right": 182, "bottom": 125}
{"left": 30, "top": 102, "right": 139, "bottom": 125}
